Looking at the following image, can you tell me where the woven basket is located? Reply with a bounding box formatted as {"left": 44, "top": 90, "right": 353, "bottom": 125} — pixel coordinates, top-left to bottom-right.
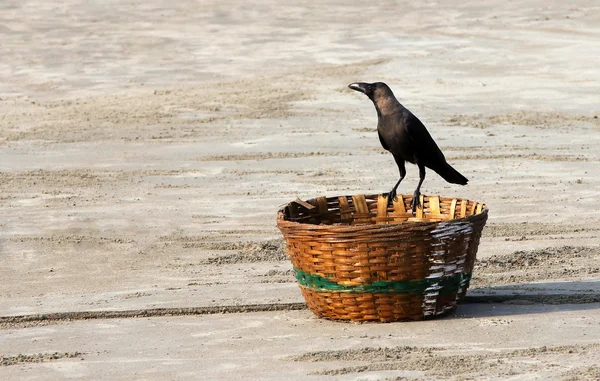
{"left": 276, "top": 193, "right": 488, "bottom": 322}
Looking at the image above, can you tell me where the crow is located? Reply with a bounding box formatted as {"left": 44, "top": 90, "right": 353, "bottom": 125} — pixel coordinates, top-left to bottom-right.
{"left": 348, "top": 82, "right": 468, "bottom": 211}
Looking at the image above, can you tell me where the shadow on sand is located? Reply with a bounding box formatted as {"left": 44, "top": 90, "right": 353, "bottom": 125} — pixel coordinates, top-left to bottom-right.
{"left": 456, "top": 279, "right": 600, "bottom": 317}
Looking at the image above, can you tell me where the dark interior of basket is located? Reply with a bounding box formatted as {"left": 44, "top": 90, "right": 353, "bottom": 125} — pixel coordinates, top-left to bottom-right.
{"left": 280, "top": 194, "right": 486, "bottom": 225}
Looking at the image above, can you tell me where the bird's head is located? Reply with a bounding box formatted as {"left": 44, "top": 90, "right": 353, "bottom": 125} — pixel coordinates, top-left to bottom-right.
{"left": 348, "top": 82, "right": 399, "bottom": 114}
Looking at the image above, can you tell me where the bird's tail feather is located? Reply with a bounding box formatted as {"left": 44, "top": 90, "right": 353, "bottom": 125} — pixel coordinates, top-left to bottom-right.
{"left": 435, "top": 163, "right": 468, "bottom": 185}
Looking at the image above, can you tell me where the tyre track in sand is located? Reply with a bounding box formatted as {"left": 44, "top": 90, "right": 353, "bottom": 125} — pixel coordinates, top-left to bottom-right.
{"left": 3, "top": 293, "right": 600, "bottom": 330}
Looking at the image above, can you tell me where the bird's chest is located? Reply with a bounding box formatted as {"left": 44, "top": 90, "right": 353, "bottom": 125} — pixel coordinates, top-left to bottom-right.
{"left": 378, "top": 119, "right": 416, "bottom": 163}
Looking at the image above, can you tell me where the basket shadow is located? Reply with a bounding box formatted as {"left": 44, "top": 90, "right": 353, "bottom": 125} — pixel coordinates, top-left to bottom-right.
{"left": 455, "top": 280, "right": 600, "bottom": 317}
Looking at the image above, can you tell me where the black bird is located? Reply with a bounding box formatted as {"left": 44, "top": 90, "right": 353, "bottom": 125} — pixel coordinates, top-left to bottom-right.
{"left": 348, "top": 82, "right": 468, "bottom": 211}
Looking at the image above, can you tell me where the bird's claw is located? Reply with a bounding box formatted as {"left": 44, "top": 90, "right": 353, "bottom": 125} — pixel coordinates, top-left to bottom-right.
{"left": 387, "top": 189, "right": 397, "bottom": 207}
{"left": 411, "top": 192, "right": 421, "bottom": 213}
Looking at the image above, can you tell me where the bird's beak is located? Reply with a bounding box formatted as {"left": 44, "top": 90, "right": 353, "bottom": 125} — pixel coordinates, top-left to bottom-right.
{"left": 348, "top": 82, "right": 369, "bottom": 94}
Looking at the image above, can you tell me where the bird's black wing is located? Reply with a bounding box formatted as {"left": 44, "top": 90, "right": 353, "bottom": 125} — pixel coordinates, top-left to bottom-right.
{"left": 403, "top": 111, "right": 469, "bottom": 185}
{"left": 402, "top": 111, "right": 447, "bottom": 167}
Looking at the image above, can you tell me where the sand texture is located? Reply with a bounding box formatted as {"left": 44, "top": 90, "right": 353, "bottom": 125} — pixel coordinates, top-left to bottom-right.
{"left": 1, "top": 0, "right": 600, "bottom": 380}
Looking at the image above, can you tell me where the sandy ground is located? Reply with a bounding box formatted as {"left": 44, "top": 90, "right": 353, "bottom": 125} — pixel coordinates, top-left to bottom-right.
{"left": 1, "top": 0, "right": 600, "bottom": 380}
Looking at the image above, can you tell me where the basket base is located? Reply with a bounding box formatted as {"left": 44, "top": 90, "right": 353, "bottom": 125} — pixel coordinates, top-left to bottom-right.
{"left": 300, "top": 287, "right": 462, "bottom": 322}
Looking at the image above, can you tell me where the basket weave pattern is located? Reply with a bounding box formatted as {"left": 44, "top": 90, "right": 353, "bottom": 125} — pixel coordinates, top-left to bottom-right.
{"left": 277, "top": 194, "right": 488, "bottom": 322}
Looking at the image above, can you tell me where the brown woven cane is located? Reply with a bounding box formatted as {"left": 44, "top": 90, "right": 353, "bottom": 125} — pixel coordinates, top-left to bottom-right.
{"left": 276, "top": 194, "right": 488, "bottom": 322}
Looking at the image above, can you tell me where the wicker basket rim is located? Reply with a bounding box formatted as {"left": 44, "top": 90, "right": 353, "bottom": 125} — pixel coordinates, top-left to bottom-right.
{"left": 277, "top": 193, "right": 488, "bottom": 232}
{"left": 276, "top": 211, "right": 488, "bottom": 232}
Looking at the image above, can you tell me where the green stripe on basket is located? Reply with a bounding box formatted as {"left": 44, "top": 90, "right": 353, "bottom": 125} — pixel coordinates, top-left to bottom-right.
{"left": 294, "top": 268, "right": 471, "bottom": 295}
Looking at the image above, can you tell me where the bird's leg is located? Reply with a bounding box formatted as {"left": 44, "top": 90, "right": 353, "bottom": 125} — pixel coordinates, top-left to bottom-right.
{"left": 387, "top": 156, "right": 406, "bottom": 207}
{"left": 411, "top": 164, "right": 426, "bottom": 212}
{"left": 388, "top": 177, "right": 403, "bottom": 206}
